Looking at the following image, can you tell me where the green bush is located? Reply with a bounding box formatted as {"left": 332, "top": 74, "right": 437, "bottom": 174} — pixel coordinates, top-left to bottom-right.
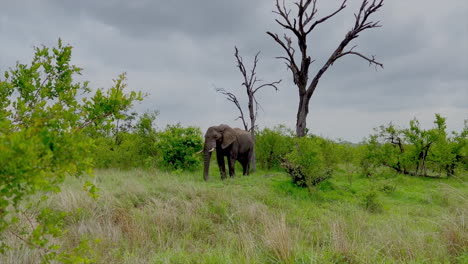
{"left": 361, "top": 190, "right": 384, "bottom": 213}
{"left": 92, "top": 112, "right": 159, "bottom": 169}
{"left": 0, "top": 39, "right": 142, "bottom": 261}
{"left": 283, "top": 136, "right": 339, "bottom": 189}
{"left": 379, "top": 181, "right": 397, "bottom": 194}
{"left": 255, "top": 125, "right": 294, "bottom": 170}
{"left": 362, "top": 115, "right": 467, "bottom": 178}
{"left": 156, "top": 124, "right": 203, "bottom": 170}
{"left": 92, "top": 133, "right": 157, "bottom": 169}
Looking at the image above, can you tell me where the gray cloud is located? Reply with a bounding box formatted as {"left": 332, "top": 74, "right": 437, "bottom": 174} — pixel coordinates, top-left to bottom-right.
{"left": 1, "top": 0, "right": 467, "bottom": 142}
{"left": 48, "top": 0, "right": 261, "bottom": 38}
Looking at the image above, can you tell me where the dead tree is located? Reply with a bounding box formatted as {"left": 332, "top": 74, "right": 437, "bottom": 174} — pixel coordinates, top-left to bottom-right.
{"left": 217, "top": 47, "right": 281, "bottom": 172}
{"left": 267, "top": 0, "right": 384, "bottom": 137}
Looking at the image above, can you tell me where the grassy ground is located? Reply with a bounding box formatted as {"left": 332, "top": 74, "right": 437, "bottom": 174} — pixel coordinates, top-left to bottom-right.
{"left": 2, "top": 167, "right": 467, "bottom": 264}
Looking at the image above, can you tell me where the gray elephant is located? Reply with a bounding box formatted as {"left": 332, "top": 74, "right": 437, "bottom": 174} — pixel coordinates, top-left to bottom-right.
{"left": 202, "top": 124, "right": 254, "bottom": 181}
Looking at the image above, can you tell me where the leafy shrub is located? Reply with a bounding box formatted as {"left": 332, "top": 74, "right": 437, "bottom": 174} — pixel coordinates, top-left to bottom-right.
{"left": 361, "top": 190, "right": 383, "bottom": 213}
{"left": 283, "top": 136, "right": 339, "bottom": 189}
{"left": 358, "top": 135, "right": 386, "bottom": 177}
{"left": 134, "top": 111, "right": 159, "bottom": 161}
{"left": 156, "top": 124, "right": 203, "bottom": 170}
{"left": 379, "top": 181, "right": 397, "bottom": 194}
{"left": 361, "top": 115, "right": 467, "bottom": 178}
{"left": 0, "top": 39, "right": 141, "bottom": 261}
{"left": 256, "top": 125, "right": 294, "bottom": 170}
{"left": 92, "top": 133, "right": 157, "bottom": 168}
{"left": 92, "top": 111, "right": 159, "bottom": 169}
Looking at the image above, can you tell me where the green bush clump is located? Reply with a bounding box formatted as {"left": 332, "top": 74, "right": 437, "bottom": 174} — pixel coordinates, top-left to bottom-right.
{"left": 360, "top": 115, "right": 467, "bottom": 178}
{"left": 92, "top": 133, "right": 156, "bottom": 168}
{"left": 255, "top": 125, "right": 294, "bottom": 170}
{"left": 91, "top": 115, "right": 204, "bottom": 171}
{"left": 361, "top": 190, "right": 384, "bottom": 213}
{"left": 156, "top": 124, "right": 203, "bottom": 170}
{"left": 92, "top": 111, "right": 159, "bottom": 169}
{"left": 283, "top": 136, "right": 339, "bottom": 189}
{"left": 379, "top": 181, "right": 397, "bottom": 194}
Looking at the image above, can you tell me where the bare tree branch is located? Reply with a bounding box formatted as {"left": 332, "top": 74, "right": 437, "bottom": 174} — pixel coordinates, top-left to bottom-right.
{"left": 305, "top": 0, "right": 347, "bottom": 34}
{"left": 266, "top": 32, "right": 299, "bottom": 77}
{"left": 215, "top": 87, "right": 248, "bottom": 131}
{"left": 252, "top": 80, "right": 281, "bottom": 94}
{"left": 337, "top": 51, "right": 383, "bottom": 68}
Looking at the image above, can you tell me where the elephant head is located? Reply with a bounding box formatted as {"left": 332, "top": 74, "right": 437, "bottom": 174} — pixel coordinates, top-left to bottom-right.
{"left": 203, "top": 124, "right": 237, "bottom": 181}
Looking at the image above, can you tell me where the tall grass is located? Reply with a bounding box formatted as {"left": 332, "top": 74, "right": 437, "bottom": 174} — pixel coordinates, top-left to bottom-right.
{"left": 2, "top": 168, "right": 467, "bottom": 263}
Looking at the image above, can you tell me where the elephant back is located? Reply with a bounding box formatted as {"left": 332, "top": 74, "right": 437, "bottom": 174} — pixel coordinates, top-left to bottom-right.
{"left": 233, "top": 128, "right": 254, "bottom": 153}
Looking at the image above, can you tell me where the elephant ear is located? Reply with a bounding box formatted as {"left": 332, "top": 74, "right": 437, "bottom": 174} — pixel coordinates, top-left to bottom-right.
{"left": 220, "top": 125, "right": 236, "bottom": 149}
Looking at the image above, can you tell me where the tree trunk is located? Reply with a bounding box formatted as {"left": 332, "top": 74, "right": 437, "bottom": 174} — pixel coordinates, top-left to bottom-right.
{"left": 296, "top": 93, "right": 311, "bottom": 137}
{"left": 248, "top": 93, "right": 257, "bottom": 173}
{"left": 250, "top": 131, "right": 256, "bottom": 172}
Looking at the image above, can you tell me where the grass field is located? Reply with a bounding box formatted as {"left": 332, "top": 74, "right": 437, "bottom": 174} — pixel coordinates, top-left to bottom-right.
{"left": 2, "top": 168, "right": 467, "bottom": 264}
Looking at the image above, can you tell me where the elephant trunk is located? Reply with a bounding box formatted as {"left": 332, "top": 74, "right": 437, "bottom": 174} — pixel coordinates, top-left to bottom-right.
{"left": 203, "top": 151, "right": 212, "bottom": 181}
{"left": 203, "top": 140, "right": 216, "bottom": 181}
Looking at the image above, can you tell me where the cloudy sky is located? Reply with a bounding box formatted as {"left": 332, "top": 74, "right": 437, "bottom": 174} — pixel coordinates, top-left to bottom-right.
{"left": 1, "top": 0, "right": 467, "bottom": 142}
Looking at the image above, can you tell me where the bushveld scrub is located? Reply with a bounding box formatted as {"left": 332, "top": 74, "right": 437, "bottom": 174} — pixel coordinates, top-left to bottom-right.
{"left": 279, "top": 115, "right": 467, "bottom": 190}
{"left": 365, "top": 115, "right": 467, "bottom": 178}
{"left": 2, "top": 168, "right": 466, "bottom": 263}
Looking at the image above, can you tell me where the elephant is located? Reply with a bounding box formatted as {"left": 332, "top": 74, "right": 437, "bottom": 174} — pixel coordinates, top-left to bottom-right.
{"left": 202, "top": 124, "right": 254, "bottom": 181}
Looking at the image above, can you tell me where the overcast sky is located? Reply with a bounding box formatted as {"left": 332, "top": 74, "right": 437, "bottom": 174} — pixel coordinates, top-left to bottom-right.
{"left": 1, "top": 0, "right": 467, "bottom": 142}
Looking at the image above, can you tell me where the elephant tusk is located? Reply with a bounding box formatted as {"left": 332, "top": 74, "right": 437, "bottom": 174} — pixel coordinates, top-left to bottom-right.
{"left": 208, "top": 148, "right": 215, "bottom": 152}
{"left": 196, "top": 150, "right": 203, "bottom": 154}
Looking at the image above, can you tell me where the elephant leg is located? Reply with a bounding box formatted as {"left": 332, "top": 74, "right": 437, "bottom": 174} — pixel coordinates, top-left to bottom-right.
{"left": 241, "top": 159, "right": 248, "bottom": 176}
{"left": 228, "top": 157, "right": 236, "bottom": 178}
{"left": 236, "top": 155, "right": 247, "bottom": 176}
{"left": 245, "top": 149, "right": 253, "bottom": 176}
{"left": 216, "top": 151, "right": 227, "bottom": 180}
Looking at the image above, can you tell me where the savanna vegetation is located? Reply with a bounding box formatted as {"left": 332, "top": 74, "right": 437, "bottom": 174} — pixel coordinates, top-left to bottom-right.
{"left": 1, "top": 50, "right": 467, "bottom": 263}
{"left": 1, "top": 0, "right": 467, "bottom": 263}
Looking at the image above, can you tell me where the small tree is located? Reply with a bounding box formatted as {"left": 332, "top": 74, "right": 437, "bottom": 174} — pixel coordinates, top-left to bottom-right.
{"left": 0, "top": 39, "right": 142, "bottom": 261}
{"left": 267, "top": 0, "right": 384, "bottom": 137}
{"left": 404, "top": 117, "right": 441, "bottom": 177}
{"left": 376, "top": 123, "right": 409, "bottom": 174}
{"left": 216, "top": 47, "right": 281, "bottom": 171}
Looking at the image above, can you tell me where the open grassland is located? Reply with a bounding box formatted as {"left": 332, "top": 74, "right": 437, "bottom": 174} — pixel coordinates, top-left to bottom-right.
{"left": 2, "top": 168, "right": 467, "bottom": 264}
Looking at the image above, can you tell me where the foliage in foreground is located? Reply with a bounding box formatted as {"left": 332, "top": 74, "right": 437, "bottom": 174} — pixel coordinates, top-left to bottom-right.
{"left": 0, "top": 40, "right": 142, "bottom": 262}
{"left": 2, "top": 169, "right": 466, "bottom": 263}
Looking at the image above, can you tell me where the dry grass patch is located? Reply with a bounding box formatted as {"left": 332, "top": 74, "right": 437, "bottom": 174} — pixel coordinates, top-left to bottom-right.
{"left": 263, "top": 213, "right": 295, "bottom": 263}
{"left": 2, "top": 169, "right": 467, "bottom": 263}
